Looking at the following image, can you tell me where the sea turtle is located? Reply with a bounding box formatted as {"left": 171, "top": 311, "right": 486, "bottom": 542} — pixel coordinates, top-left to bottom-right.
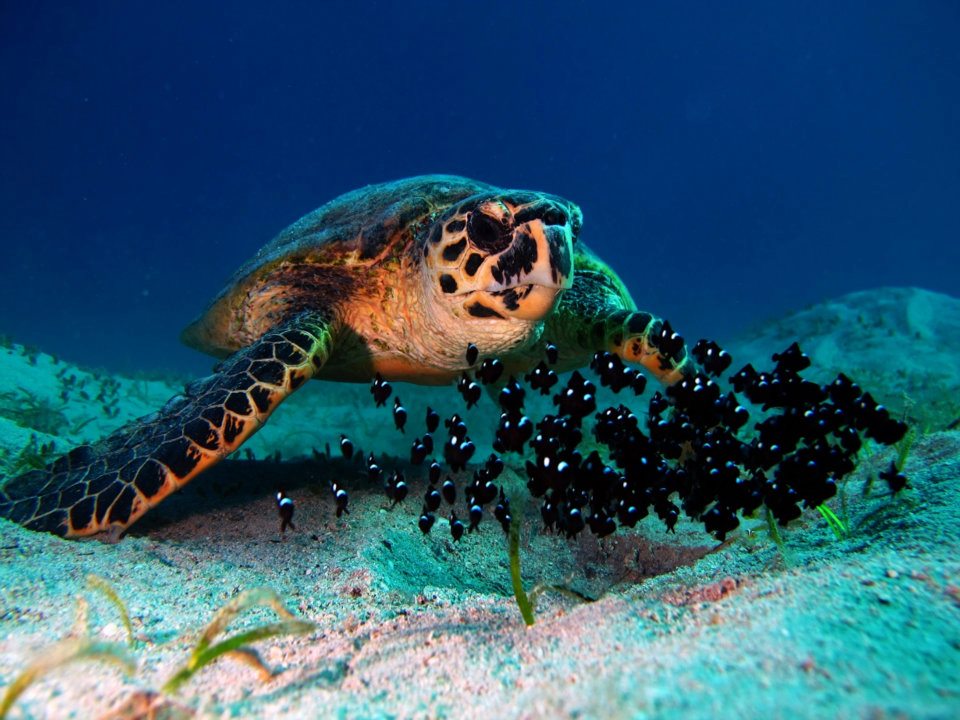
{"left": 0, "top": 175, "right": 693, "bottom": 538}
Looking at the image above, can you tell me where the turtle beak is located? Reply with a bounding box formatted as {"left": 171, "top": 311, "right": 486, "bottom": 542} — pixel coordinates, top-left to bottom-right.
{"left": 484, "top": 218, "right": 575, "bottom": 294}
{"left": 504, "top": 284, "right": 565, "bottom": 320}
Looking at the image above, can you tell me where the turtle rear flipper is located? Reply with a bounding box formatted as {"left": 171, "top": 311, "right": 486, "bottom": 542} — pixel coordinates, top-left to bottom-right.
{"left": 0, "top": 313, "right": 334, "bottom": 538}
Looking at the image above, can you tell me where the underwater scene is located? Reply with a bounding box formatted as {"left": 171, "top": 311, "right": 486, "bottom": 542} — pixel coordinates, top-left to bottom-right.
{"left": 0, "top": 3, "right": 958, "bottom": 718}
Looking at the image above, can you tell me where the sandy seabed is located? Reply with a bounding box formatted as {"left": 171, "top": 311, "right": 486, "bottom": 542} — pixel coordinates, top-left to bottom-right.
{"left": 1, "top": 287, "right": 958, "bottom": 719}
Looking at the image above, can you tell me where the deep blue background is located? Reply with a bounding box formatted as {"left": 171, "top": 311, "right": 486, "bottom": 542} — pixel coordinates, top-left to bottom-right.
{"left": 1, "top": 1, "right": 958, "bottom": 376}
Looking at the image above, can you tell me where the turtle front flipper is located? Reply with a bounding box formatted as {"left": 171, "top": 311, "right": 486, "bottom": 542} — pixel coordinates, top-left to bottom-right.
{"left": 0, "top": 312, "right": 335, "bottom": 539}
{"left": 546, "top": 261, "right": 695, "bottom": 385}
{"left": 602, "top": 309, "right": 695, "bottom": 385}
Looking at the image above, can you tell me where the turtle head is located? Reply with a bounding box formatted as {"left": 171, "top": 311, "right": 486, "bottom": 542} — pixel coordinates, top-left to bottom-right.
{"left": 423, "top": 191, "right": 581, "bottom": 322}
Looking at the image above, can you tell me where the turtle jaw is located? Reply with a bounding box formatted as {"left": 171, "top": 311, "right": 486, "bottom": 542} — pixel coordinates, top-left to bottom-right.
{"left": 484, "top": 284, "right": 565, "bottom": 321}
{"left": 458, "top": 282, "right": 565, "bottom": 321}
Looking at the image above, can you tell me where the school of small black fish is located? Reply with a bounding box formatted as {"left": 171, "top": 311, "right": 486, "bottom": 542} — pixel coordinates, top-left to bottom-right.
{"left": 331, "top": 336, "right": 909, "bottom": 545}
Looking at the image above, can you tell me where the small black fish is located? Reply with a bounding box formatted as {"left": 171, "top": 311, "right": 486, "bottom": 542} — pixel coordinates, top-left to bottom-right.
{"left": 590, "top": 351, "right": 643, "bottom": 394}
{"left": 772, "top": 341, "right": 811, "bottom": 375}
{"left": 339, "top": 434, "right": 354, "bottom": 460}
{"left": 494, "top": 491, "right": 511, "bottom": 534}
{"left": 561, "top": 506, "right": 585, "bottom": 538}
{"left": 525, "top": 361, "right": 558, "bottom": 395}
{"left": 370, "top": 372, "right": 392, "bottom": 407}
{"left": 467, "top": 475, "right": 498, "bottom": 505}
{"left": 384, "top": 470, "right": 408, "bottom": 504}
{"left": 492, "top": 411, "right": 533, "bottom": 453}
{"left": 449, "top": 512, "right": 465, "bottom": 541}
{"left": 464, "top": 381, "right": 482, "bottom": 408}
{"left": 457, "top": 373, "right": 482, "bottom": 409}
{"left": 648, "top": 391, "right": 670, "bottom": 416}
{"left": 367, "top": 455, "right": 383, "bottom": 483}
{"left": 330, "top": 481, "right": 349, "bottom": 517}
{"left": 545, "top": 342, "right": 559, "bottom": 364}
{"left": 691, "top": 339, "right": 733, "bottom": 377}
{"left": 424, "top": 487, "right": 442, "bottom": 512}
{"left": 484, "top": 453, "right": 504, "bottom": 479}
{"left": 729, "top": 363, "right": 759, "bottom": 394}
{"left": 425, "top": 406, "right": 440, "bottom": 433}
{"left": 617, "top": 502, "right": 644, "bottom": 528}
{"left": 410, "top": 439, "right": 429, "bottom": 465}
{"left": 587, "top": 510, "right": 617, "bottom": 538}
{"left": 444, "top": 437, "right": 475, "bottom": 472}
{"left": 418, "top": 512, "right": 436, "bottom": 534}
{"left": 467, "top": 471, "right": 498, "bottom": 504}
{"left": 468, "top": 504, "right": 483, "bottom": 532}
{"left": 465, "top": 343, "right": 479, "bottom": 366}
{"left": 276, "top": 491, "right": 295, "bottom": 533}
{"left": 444, "top": 413, "right": 468, "bottom": 439}
{"left": 393, "top": 397, "right": 407, "bottom": 432}
{"left": 541, "top": 501, "right": 558, "bottom": 530}
{"left": 879, "top": 461, "right": 909, "bottom": 494}
{"left": 654, "top": 320, "right": 685, "bottom": 362}
{"left": 827, "top": 372, "right": 862, "bottom": 408}
{"left": 553, "top": 371, "right": 596, "bottom": 419}
{"left": 656, "top": 500, "right": 680, "bottom": 533}
{"left": 498, "top": 377, "right": 526, "bottom": 412}
{"left": 701, "top": 504, "right": 738, "bottom": 541}
{"left": 441, "top": 477, "right": 457, "bottom": 505}
{"left": 866, "top": 414, "right": 909, "bottom": 446}
{"left": 476, "top": 357, "right": 504, "bottom": 385}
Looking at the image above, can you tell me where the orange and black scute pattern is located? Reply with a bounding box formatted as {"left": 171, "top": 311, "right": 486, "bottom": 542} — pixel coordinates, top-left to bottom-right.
{"left": 0, "top": 313, "right": 332, "bottom": 537}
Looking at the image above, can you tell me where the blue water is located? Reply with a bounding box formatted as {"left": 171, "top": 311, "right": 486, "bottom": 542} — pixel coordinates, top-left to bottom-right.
{"left": 1, "top": 1, "right": 957, "bottom": 376}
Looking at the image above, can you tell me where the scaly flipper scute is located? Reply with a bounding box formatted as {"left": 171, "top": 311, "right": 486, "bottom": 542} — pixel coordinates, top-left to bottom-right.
{"left": 0, "top": 313, "right": 334, "bottom": 538}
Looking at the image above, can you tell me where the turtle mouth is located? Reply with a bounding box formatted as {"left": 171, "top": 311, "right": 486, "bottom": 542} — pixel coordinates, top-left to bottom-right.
{"left": 464, "top": 283, "right": 565, "bottom": 321}
{"left": 491, "top": 282, "right": 563, "bottom": 306}
{"left": 453, "top": 278, "right": 564, "bottom": 299}
{"left": 483, "top": 265, "right": 569, "bottom": 295}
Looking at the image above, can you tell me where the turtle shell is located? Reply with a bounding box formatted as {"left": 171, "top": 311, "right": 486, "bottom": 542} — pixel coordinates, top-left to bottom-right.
{"left": 181, "top": 175, "right": 494, "bottom": 356}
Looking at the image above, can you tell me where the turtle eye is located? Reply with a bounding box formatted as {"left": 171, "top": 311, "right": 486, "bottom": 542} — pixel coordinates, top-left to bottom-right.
{"left": 467, "top": 210, "right": 512, "bottom": 253}
{"left": 541, "top": 207, "right": 568, "bottom": 227}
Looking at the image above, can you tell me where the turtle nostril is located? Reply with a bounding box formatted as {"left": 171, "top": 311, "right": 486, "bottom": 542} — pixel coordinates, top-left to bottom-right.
{"left": 513, "top": 203, "right": 569, "bottom": 228}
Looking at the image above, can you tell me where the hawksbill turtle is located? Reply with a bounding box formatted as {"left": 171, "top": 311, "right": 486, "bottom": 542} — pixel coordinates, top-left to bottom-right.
{"left": 0, "top": 175, "right": 693, "bottom": 538}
